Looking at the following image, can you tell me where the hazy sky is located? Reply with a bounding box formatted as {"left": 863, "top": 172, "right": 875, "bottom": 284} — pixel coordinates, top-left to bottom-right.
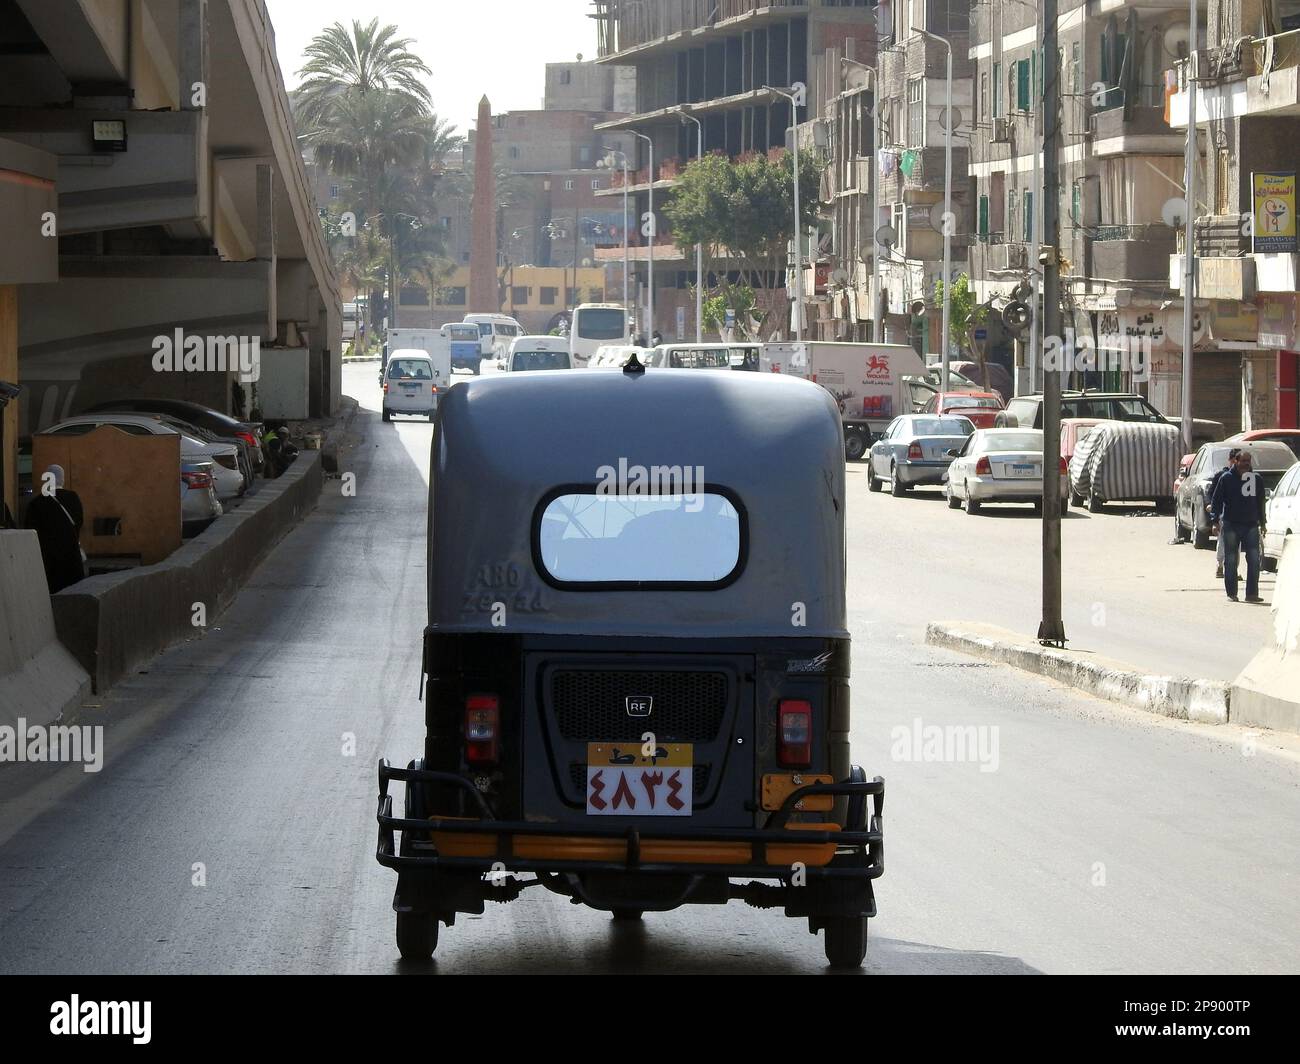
{"left": 265, "top": 0, "right": 598, "bottom": 134}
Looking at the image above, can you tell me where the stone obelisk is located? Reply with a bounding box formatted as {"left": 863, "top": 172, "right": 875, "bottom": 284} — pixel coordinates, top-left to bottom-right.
{"left": 468, "top": 95, "right": 498, "bottom": 313}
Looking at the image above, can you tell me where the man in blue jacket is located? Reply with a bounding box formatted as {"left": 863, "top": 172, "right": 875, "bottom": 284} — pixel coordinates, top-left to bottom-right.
{"left": 1209, "top": 449, "right": 1268, "bottom": 603}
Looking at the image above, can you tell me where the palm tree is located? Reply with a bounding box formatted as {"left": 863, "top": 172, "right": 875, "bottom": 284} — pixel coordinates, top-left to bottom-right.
{"left": 295, "top": 19, "right": 432, "bottom": 130}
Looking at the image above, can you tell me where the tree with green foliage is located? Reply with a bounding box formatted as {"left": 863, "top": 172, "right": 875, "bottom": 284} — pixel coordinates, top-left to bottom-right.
{"left": 665, "top": 148, "right": 826, "bottom": 340}
{"left": 933, "top": 272, "right": 992, "bottom": 387}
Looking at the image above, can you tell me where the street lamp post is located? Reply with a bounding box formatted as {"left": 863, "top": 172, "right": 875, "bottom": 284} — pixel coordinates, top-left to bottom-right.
{"left": 841, "top": 57, "right": 882, "bottom": 343}
{"left": 763, "top": 84, "right": 806, "bottom": 342}
{"left": 911, "top": 25, "right": 954, "bottom": 394}
{"left": 598, "top": 149, "right": 631, "bottom": 329}
{"left": 676, "top": 107, "right": 705, "bottom": 343}
{"left": 631, "top": 130, "right": 655, "bottom": 343}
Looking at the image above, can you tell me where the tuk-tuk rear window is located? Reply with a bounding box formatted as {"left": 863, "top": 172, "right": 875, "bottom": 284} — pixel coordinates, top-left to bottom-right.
{"left": 536, "top": 491, "right": 744, "bottom": 587}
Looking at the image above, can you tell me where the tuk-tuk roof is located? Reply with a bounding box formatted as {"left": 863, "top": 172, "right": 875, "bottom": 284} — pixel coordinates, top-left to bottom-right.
{"left": 429, "top": 368, "right": 848, "bottom": 637}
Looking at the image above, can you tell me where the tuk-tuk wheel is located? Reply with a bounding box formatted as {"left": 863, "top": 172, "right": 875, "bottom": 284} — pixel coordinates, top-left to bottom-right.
{"left": 396, "top": 911, "right": 439, "bottom": 961}
{"left": 823, "top": 916, "right": 868, "bottom": 969}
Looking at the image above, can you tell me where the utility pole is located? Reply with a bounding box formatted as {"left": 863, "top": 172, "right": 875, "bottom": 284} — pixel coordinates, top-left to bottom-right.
{"left": 1180, "top": 0, "right": 1199, "bottom": 456}
{"left": 1039, "top": 0, "right": 1066, "bottom": 647}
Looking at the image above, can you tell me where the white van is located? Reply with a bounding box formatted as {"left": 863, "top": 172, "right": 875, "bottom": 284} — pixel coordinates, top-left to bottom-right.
{"left": 647, "top": 342, "right": 760, "bottom": 370}
{"left": 505, "top": 335, "right": 572, "bottom": 373}
{"left": 463, "top": 314, "right": 525, "bottom": 361}
{"left": 382, "top": 350, "right": 446, "bottom": 422}
{"left": 588, "top": 344, "right": 650, "bottom": 369}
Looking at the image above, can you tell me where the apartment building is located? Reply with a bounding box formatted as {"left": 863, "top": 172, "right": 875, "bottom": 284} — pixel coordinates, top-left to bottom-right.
{"left": 1169, "top": 0, "right": 1300, "bottom": 430}
{"left": 590, "top": 0, "right": 876, "bottom": 337}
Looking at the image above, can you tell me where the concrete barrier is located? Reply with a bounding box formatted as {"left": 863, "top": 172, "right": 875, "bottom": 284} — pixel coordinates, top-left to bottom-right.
{"left": 1231, "top": 535, "right": 1300, "bottom": 734}
{"left": 51, "top": 451, "right": 323, "bottom": 693}
{"left": 925, "top": 621, "right": 1231, "bottom": 724}
{"left": 0, "top": 530, "right": 91, "bottom": 730}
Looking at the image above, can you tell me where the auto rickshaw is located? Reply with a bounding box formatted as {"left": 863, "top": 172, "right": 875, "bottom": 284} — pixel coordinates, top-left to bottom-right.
{"left": 376, "top": 357, "right": 885, "bottom": 968}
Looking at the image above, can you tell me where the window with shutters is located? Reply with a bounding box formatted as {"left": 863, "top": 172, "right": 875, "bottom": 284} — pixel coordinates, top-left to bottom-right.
{"left": 907, "top": 78, "right": 924, "bottom": 147}
{"left": 978, "top": 194, "right": 989, "bottom": 240}
{"left": 1023, "top": 190, "right": 1034, "bottom": 241}
{"left": 1016, "top": 60, "right": 1031, "bottom": 112}
{"left": 992, "top": 63, "right": 1002, "bottom": 118}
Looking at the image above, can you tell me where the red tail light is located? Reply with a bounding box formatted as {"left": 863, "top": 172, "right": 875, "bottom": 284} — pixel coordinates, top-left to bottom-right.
{"left": 383, "top": 382, "right": 389, "bottom": 394}
{"left": 235, "top": 431, "right": 258, "bottom": 449}
{"left": 777, "top": 700, "right": 812, "bottom": 768}
{"left": 465, "top": 694, "right": 499, "bottom": 765}
{"left": 907, "top": 442, "right": 923, "bottom": 460}
{"left": 976, "top": 456, "right": 992, "bottom": 475}
{"left": 1059, "top": 456, "right": 1068, "bottom": 474}
{"left": 431, "top": 384, "right": 438, "bottom": 394}
{"left": 181, "top": 470, "right": 213, "bottom": 489}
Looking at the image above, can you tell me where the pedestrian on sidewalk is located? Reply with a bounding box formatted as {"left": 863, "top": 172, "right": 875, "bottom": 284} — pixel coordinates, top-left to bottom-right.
{"left": 1209, "top": 448, "right": 1267, "bottom": 603}
{"left": 24, "top": 464, "right": 86, "bottom": 593}
{"left": 1207, "top": 448, "right": 1241, "bottom": 579}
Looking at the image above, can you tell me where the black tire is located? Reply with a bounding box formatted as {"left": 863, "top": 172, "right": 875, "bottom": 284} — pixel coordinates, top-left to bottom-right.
{"left": 946, "top": 488, "right": 960, "bottom": 510}
{"left": 844, "top": 431, "right": 867, "bottom": 462}
{"left": 1193, "top": 522, "right": 1211, "bottom": 550}
{"left": 1069, "top": 489, "right": 1084, "bottom": 507}
{"left": 823, "top": 916, "right": 868, "bottom": 969}
{"left": 396, "top": 911, "right": 438, "bottom": 961}
{"left": 381, "top": 408, "right": 391, "bottom": 423}
{"left": 890, "top": 464, "right": 907, "bottom": 497}
{"left": 867, "top": 465, "right": 882, "bottom": 492}
{"left": 964, "top": 485, "right": 981, "bottom": 515}
{"left": 611, "top": 909, "right": 644, "bottom": 922}
{"left": 1086, "top": 493, "right": 1105, "bottom": 514}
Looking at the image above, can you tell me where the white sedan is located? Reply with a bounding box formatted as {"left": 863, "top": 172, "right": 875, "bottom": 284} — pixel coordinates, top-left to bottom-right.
{"left": 1264, "top": 459, "right": 1300, "bottom": 571}
{"left": 943, "top": 428, "right": 1068, "bottom": 515}
{"left": 42, "top": 413, "right": 247, "bottom": 502}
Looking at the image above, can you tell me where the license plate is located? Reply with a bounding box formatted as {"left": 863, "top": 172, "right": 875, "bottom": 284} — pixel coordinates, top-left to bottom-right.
{"left": 586, "top": 742, "right": 692, "bottom": 816}
{"left": 1009, "top": 463, "right": 1039, "bottom": 477}
{"left": 402, "top": 384, "right": 419, "bottom": 393}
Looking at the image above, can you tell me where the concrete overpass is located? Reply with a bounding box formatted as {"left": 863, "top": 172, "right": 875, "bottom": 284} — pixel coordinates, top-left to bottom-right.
{"left": 0, "top": 0, "right": 340, "bottom": 517}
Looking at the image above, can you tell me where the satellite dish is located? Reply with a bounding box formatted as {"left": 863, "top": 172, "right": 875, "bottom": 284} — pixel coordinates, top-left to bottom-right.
{"left": 845, "top": 67, "right": 871, "bottom": 92}
{"left": 831, "top": 267, "right": 850, "bottom": 285}
{"left": 938, "top": 105, "right": 963, "bottom": 132}
{"left": 1163, "top": 24, "right": 1191, "bottom": 60}
{"left": 875, "top": 224, "right": 898, "bottom": 249}
{"left": 576, "top": 52, "right": 585, "bottom": 62}
{"left": 1162, "top": 196, "right": 1188, "bottom": 228}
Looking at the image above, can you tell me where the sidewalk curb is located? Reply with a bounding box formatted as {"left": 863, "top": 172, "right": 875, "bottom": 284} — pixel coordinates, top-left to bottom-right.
{"left": 924, "top": 621, "right": 1231, "bottom": 724}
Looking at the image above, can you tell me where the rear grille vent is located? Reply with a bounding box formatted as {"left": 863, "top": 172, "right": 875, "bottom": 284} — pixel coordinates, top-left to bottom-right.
{"left": 551, "top": 669, "right": 729, "bottom": 742}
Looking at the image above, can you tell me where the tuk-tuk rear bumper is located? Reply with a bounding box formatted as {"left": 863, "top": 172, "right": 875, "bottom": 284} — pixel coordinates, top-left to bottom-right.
{"left": 375, "top": 760, "right": 884, "bottom": 884}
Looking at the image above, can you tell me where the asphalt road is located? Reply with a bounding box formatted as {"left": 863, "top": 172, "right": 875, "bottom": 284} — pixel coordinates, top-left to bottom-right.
{"left": 850, "top": 456, "right": 1277, "bottom": 682}
{"left": 0, "top": 363, "right": 1296, "bottom": 975}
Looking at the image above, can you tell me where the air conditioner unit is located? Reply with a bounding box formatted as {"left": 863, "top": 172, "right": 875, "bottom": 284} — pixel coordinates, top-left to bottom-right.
{"left": 991, "top": 117, "right": 1012, "bottom": 144}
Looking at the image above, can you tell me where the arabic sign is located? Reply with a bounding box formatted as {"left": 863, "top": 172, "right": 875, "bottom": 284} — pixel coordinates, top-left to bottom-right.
{"left": 586, "top": 742, "right": 692, "bottom": 817}
{"left": 1252, "top": 171, "right": 1297, "bottom": 254}
{"left": 1258, "top": 293, "right": 1298, "bottom": 349}
{"left": 1207, "top": 299, "right": 1259, "bottom": 344}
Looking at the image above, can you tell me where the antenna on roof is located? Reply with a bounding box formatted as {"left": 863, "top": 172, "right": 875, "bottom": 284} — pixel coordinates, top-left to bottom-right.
{"left": 623, "top": 351, "right": 645, "bottom": 376}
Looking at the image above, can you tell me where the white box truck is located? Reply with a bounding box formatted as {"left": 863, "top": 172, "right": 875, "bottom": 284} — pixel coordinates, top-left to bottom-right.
{"left": 762, "top": 341, "right": 927, "bottom": 460}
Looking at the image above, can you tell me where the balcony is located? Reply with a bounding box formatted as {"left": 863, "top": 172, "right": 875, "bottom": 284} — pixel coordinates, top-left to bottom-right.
{"left": 1089, "top": 104, "right": 1185, "bottom": 157}
{"left": 1169, "top": 29, "right": 1300, "bottom": 126}
{"left": 1090, "top": 224, "right": 1177, "bottom": 282}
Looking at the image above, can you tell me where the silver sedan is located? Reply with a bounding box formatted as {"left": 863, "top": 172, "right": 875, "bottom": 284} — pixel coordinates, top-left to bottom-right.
{"left": 868, "top": 414, "right": 975, "bottom": 497}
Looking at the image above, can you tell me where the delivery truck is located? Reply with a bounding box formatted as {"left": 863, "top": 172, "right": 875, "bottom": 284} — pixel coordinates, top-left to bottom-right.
{"left": 762, "top": 341, "right": 928, "bottom": 460}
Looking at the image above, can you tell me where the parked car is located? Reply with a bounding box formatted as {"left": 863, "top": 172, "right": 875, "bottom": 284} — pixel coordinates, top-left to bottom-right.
{"left": 1173, "top": 439, "right": 1298, "bottom": 548}
{"left": 949, "top": 360, "right": 1013, "bottom": 402}
{"left": 1067, "top": 421, "right": 1182, "bottom": 512}
{"left": 1226, "top": 428, "right": 1300, "bottom": 461}
{"left": 1060, "top": 418, "right": 1107, "bottom": 466}
{"left": 1263, "top": 460, "right": 1300, "bottom": 571}
{"left": 1004, "top": 391, "right": 1167, "bottom": 429}
{"left": 867, "top": 414, "right": 975, "bottom": 496}
{"left": 921, "top": 390, "right": 1007, "bottom": 429}
{"left": 1172, "top": 452, "right": 1197, "bottom": 498}
{"left": 41, "top": 413, "right": 246, "bottom": 502}
{"left": 181, "top": 460, "right": 222, "bottom": 537}
{"left": 1166, "top": 416, "right": 1227, "bottom": 449}
{"left": 902, "top": 368, "right": 981, "bottom": 413}
{"left": 588, "top": 344, "right": 650, "bottom": 369}
{"left": 943, "top": 428, "right": 1068, "bottom": 515}
{"left": 83, "top": 398, "right": 265, "bottom": 475}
